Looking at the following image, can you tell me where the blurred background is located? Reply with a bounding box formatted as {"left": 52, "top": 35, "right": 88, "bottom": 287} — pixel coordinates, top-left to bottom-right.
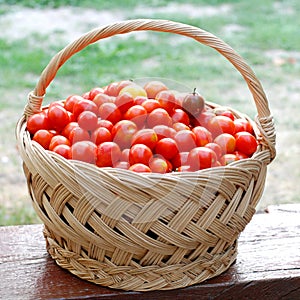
{"left": 0, "top": 0, "right": 299, "bottom": 225}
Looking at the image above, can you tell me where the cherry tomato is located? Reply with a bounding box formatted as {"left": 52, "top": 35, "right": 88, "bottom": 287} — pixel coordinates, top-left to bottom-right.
{"left": 155, "top": 90, "right": 176, "bottom": 114}
{"left": 88, "top": 87, "right": 104, "bottom": 100}
{"left": 149, "top": 157, "right": 170, "bottom": 173}
{"left": 193, "top": 110, "right": 215, "bottom": 128}
{"left": 192, "top": 126, "right": 213, "bottom": 147}
{"left": 115, "top": 92, "right": 134, "bottom": 114}
{"left": 154, "top": 138, "right": 179, "bottom": 161}
{"left": 131, "top": 128, "right": 158, "bottom": 150}
{"left": 143, "top": 80, "right": 168, "bottom": 99}
{"left": 207, "top": 115, "right": 235, "bottom": 137}
{"left": 215, "top": 109, "right": 235, "bottom": 121}
{"left": 124, "top": 105, "right": 147, "bottom": 128}
{"left": 171, "top": 108, "right": 190, "bottom": 125}
{"left": 96, "top": 141, "right": 121, "bottom": 167}
{"left": 61, "top": 122, "right": 79, "bottom": 139}
{"left": 173, "top": 122, "right": 190, "bottom": 132}
{"left": 103, "top": 81, "right": 119, "bottom": 97}
{"left": 188, "top": 147, "right": 217, "bottom": 171}
{"left": 49, "top": 135, "right": 71, "bottom": 151}
{"left": 134, "top": 96, "right": 148, "bottom": 106}
{"left": 71, "top": 141, "right": 97, "bottom": 164}
{"left": 234, "top": 151, "right": 249, "bottom": 160}
{"left": 119, "top": 83, "right": 147, "bottom": 99}
{"left": 27, "top": 111, "right": 50, "bottom": 134}
{"left": 177, "top": 165, "right": 192, "bottom": 172}
{"left": 64, "top": 95, "right": 83, "bottom": 112}
{"left": 235, "top": 131, "right": 257, "bottom": 156}
{"left": 32, "top": 129, "right": 55, "bottom": 149}
{"left": 220, "top": 153, "right": 239, "bottom": 166}
{"left": 115, "top": 80, "right": 134, "bottom": 95}
{"left": 129, "top": 163, "right": 151, "bottom": 173}
{"left": 204, "top": 142, "right": 223, "bottom": 160}
{"left": 234, "top": 118, "right": 254, "bottom": 134}
{"left": 97, "top": 119, "right": 113, "bottom": 132}
{"left": 91, "top": 127, "right": 112, "bottom": 145}
{"left": 171, "top": 151, "right": 189, "bottom": 169}
{"left": 147, "top": 108, "right": 172, "bottom": 128}
{"left": 114, "top": 161, "right": 130, "bottom": 170}
{"left": 69, "top": 127, "right": 90, "bottom": 144}
{"left": 129, "top": 144, "right": 153, "bottom": 166}
{"left": 48, "top": 104, "right": 70, "bottom": 131}
{"left": 214, "top": 133, "right": 236, "bottom": 154}
{"left": 98, "top": 102, "right": 122, "bottom": 124}
{"left": 141, "top": 99, "right": 162, "bottom": 113}
{"left": 182, "top": 91, "right": 205, "bottom": 117}
{"left": 73, "top": 99, "right": 98, "bottom": 119}
{"left": 77, "top": 111, "right": 98, "bottom": 131}
{"left": 111, "top": 120, "right": 137, "bottom": 149}
{"left": 174, "top": 130, "right": 197, "bottom": 152}
{"left": 52, "top": 144, "right": 71, "bottom": 159}
{"left": 93, "top": 92, "right": 114, "bottom": 107}
{"left": 121, "top": 148, "right": 130, "bottom": 162}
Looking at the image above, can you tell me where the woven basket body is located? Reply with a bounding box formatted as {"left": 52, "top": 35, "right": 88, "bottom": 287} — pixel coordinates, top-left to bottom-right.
{"left": 16, "top": 19, "right": 276, "bottom": 291}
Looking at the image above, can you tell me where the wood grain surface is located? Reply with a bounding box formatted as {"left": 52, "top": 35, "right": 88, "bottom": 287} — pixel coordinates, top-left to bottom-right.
{"left": 0, "top": 205, "right": 299, "bottom": 300}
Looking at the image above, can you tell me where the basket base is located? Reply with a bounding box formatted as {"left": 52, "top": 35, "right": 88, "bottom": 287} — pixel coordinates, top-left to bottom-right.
{"left": 43, "top": 226, "right": 238, "bottom": 292}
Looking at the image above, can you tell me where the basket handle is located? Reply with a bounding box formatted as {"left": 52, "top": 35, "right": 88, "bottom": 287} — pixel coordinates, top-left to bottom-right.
{"left": 25, "top": 19, "right": 275, "bottom": 160}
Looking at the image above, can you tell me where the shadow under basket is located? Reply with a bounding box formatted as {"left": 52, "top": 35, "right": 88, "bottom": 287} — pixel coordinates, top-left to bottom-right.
{"left": 16, "top": 19, "right": 276, "bottom": 291}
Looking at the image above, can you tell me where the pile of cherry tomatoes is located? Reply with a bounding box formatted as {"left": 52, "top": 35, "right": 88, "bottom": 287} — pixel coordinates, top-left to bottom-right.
{"left": 26, "top": 80, "right": 258, "bottom": 173}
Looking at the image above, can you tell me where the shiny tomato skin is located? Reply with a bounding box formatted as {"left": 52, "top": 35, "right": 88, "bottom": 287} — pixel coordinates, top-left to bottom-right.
{"left": 64, "top": 95, "right": 83, "bottom": 112}
{"left": 61, "top": 122, "right": 79, "bottom": 139}
{"left": 69, "top": 127, "right": 90, "bottom": 144}
{"left": 131, "top": 128, "right": 158, "bottom": 150}
{"left": 154, "top": 137, "right": 179, "bottom": 161}
{"left": 114, "top": 161, "right": 130, "bottom": 170}
{"left": 173, "top": 122, "right": 190, "bottom": 132}
{"left": 220, "top": 153, "right": 239, "bottom": 166}
{"left": 129, "top": 163, "right": 151, "bottom": 173}
{"left": 93, "top": 93, "right": 114, "bottom": 108}
{"left": 123, "top": 105, "right": 147, "bottom": 128}
{"left": 98, "top": 102, "right": 122, "bottom": 124}
{"left": 73, "top": 99, "right": 98, "bottom": 119}
{"left": 111, "top": 120, "right": 137, "bottom": 149}
{"left": 88, "top": 87, "right": 104, "bottom": 100}
{"left": 49, "top": 135, "right": 71, "bottom": 151}
{"left": 207, "top": 115, "right": 235, "bottom": 138}
{"left": 48, "top": 105, "right": 70, "bottom": 131}
{"left": 27, "top": 112, "right": 50, "bottom": 134}
{"left": 71, "top": 141, "right": 97, "bottom": 164}
{"left": 174, "top": 130, "right": 197, "bottom": 152}
{"left": 171, "top": 151, "right": 189, "bottom": 169}
{"left": 192, "top": 126, "right": 213, "bottom": 147}
{"left": 153, "top": 125, "right": 176, "bottom": 140}
{"left": 115, "top": 92, "right": 134, "bottom": 114}
{"left": 171, "top": 108, "right": 190, "bottom": 126}
{"left": 97, "top": 119, "right": 113, "bottom": 132}
{"left": 149, "top": 157, "right": 169, "bottom": 173}
{"left": 96, "top": 141, "right": 121, "bottom": 167}
{"left": 234, "top": 119, "right": 254, "bottom": 134}
{"left": 235, "top": 131, "right": 258, "bottom": 156}
{"left": 52, "top": 144, "right": 71, "bottom": 159}
{"left": 155, "top": 90, "right": 176, "bottom": 114}
{"left": 129, "top": 144, "right": 153, "bottom": 166}
{"left": 147, "top": 108, "right": 172, "bottom": 128}
{"left": 141, "top": 99, "right": 162, "bottom": 113}
{"left": 188, "top": 147, "right": 217, "bottom": 171}
{"left": 32, "top": 129, "right": 55, "bottom": 149}
{"left": 214, "top": 133, "right": 236, "bottom": 154}
{"left": 204, "top": 142, "right": 223, "bottom": 160}
{"left": 91, "top": 127, "right": 112, "bottom": 145}
{"left": 77, "top": 111, "right": 98, "bottom": 131}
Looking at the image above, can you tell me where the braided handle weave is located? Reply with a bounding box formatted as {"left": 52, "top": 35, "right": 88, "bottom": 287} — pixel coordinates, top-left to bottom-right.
{"left": 25, "top": 18, "right": 276, "bottom": 160}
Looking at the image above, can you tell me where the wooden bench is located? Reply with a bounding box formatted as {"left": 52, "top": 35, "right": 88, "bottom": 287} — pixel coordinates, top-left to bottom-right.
{"left": 0, "top": 204, "right": 299, "bottom": 299}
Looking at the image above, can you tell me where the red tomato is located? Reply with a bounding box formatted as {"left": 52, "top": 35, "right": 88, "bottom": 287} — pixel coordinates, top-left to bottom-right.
{"left": 177, "top": 165, "right": 192, "bottom": 172}
{"left": 115, "top": 80, "right": 134, "bottom": 95}
{"left": 73, "top": 99, "right": 98, "bottom": 119}
{"left": 88, "top": 87, "right": 104, "bottom": 100}
{"left": 71, "top": 141, "right": 97, "bottom": 164}
{"left": 61, "top": 122, "right": 79, "bottom": 138}
{"left": 234, "top": 151, "right": 249, "bottom": 160}
{"left": 32, "top": 129, "right": 55, "bottom": 149}
{"left": 171, "top": 108, "right": 190, "bottom": 125}
{"left": 124, "top": 105, "right": 147, "bottom": 128}
{"left": 147, "top": 108, "right": 172, "bottom": 128}
{"left": 215, "top": 110, "right": 235, "bottom": 121}
{"left": 171, "top": 151, "right": 189, "bottom": 169}
{"left": 93, "top": 93, "right": 114, "bottom": 107}
{"left": 153, "top": 125, "right": 176, "bottom": 140}
{"left": 129, "top": 144, "right": 153, "bottom": 166}
{"left": 141, "top": 99, "right": 162, "bottom": 113}
{"left": 204, "top": 142, "right": 223, "bottom": 160}
{"left": 131, "top": 128, "right": 158, "bottom": 150}
{"left": 27, "top": 111, "right": 50, "bottom": 134}
{"left": 155, "top": 90, "right": 176, "bottom": 114}
{"left": 49, "top": 135, "right": 71, "bottom": 151}
{"left": 129, "top": 163, "right": 151, "bottom": 173}
{"left": 149, "top": 157, "right": 170, "bottom": 173}
{"left": 134, "top": 96, "right": 148, "bottom": 106}
{"left": 115, "top": 92, "right": 134, "bottom": 114}
{"left": 64, "top": 95, "right": 83, "bottom": 112}
{"left": 234, "top": 118, "right": 254, "bottom": 134}
{"left": 103, "top": 81, "right": 119, "bottom": 97}
{"left": 98, "top": 102, "right": 122, "bottom": 124}
{"left": 111, "top": 120, "right": 137, "bottom": 149}
{"left": 77, "top": 111, "right": 98, "bottom": 131}
{"left": 174, "top": 130, "right": 197, "bottom": 152}
{"left": 96, "top": 141, "right": 121, "bottom": 167}
{"left": 193, "top": 110, "right": 216, "bottom": 128}
{"left": 52, "top": 144, "right": 71, "bottom": 159}
{"left": 69, "top": 127, "right": 90, "bottom": 144}
{"left": 207, "top": 115, "right": 235, "bottom": 137}
{"left": 220, "top": 153, "right": 239, "bottom": 166}
{"left": 173, "top": 122, "right": 190, "bottom": 132}
{"left": 192, "top": 126, "right": 213, "bottom": 147}
{"left": 214, "top": 133, "right": 236, "bottom": 154}
{"left": 235, "top": 132, "right": 258, "bottom": 156}
{"left": 91, "top": 127, "right": 112, "bottom": 145}
{"left": 143, "top": 80, "right": 168, "bottom": 99}
{"left": 121, "top": 148, "right": 130, "bottom": 162}
{"left": 154, "top": 138, "right": 179, "bottom": 161}
{"left": 188, "top": 147, "right": 217, "bottom": 171}
{"left": 97, "top": 119, "right": 113, "bottom": 132}
{"left": 48, "top": 104, "right": 70, "bottom": 131}
{"left": 114, "top": 161, "right": 130, "bottom": 170}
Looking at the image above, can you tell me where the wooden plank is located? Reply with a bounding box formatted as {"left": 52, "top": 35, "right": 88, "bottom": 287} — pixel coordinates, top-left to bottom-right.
{"left": 0, "top": 205, "right": 299, "bottom": 299}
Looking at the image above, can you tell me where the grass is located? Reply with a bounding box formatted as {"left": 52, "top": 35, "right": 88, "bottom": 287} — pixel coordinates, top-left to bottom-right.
{"left": 0, "top": 0, "right": 300, "bottom": 225}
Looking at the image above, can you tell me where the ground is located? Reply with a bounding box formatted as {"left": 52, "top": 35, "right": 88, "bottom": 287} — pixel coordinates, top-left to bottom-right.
{"left": 0, "top": 3, "right": 299, "bottom": 224}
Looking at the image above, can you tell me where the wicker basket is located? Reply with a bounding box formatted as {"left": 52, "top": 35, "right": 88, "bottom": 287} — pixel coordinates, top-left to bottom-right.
{"left": 16, "top": 19, "right": 276, "bottom": 291}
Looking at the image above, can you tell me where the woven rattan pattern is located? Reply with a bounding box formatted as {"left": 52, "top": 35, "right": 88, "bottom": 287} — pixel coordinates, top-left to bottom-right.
{"left": 16, "top": 19, "right": 276, "bottom": 291}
